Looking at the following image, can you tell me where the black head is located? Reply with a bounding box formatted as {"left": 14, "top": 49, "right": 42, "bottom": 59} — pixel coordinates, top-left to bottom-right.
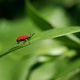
{"left": 27, "top": 33, "right": 35, "bottom": 41}
{"left": 27, "top": 37, "right": 31, "bottom": 41}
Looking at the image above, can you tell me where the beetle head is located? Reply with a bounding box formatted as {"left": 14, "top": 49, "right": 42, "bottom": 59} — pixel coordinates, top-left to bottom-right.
{"left": 30, "top": 33, "right": 35, "bottom": 37}
{"left": 27, "top": 33, "right": 35, "bottom": 41}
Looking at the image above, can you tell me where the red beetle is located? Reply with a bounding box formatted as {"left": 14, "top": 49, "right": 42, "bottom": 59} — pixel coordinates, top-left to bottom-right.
{"left": 16, "top": 33, "right": 35, "bottom": 44}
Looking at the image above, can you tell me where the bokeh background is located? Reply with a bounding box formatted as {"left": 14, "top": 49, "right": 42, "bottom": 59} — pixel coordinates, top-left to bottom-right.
{"left": 0, "top": 0, "right": 80, "bottom": 80}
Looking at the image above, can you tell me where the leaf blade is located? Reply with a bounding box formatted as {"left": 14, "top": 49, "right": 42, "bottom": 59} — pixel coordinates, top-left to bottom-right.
{"left": 32, "top": 27, "right": 80, "bottom": 42}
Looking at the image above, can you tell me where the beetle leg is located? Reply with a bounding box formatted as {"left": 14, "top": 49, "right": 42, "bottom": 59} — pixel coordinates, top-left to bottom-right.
{"left": 17, "top": 42, "right": 20, "bottom": 44}
{"left": 23, "top": 40, "right": 26, "bottom": 44}
{"left": 26, "top": 38, "right": 31, "bottom": 44}
{"left": 28, "top": 40, "right": 31, "bottom": 44}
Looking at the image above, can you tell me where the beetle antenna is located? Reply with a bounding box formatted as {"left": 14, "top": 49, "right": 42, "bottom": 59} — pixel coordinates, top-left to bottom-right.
{"left": 30, "top": 33, "right": 35, "bottom": 37}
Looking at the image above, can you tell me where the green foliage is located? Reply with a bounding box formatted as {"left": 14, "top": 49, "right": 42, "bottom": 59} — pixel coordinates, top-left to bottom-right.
{"left": 0, "top": 0, "right": 80, "bottom": 80}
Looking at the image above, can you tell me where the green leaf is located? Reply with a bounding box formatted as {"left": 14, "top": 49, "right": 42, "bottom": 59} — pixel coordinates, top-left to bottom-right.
{"left": 26, "top": 0, "right": 53, "bottom": 30}
{"left": 12, "top": 56, "right": 37, "bottom": 80}
{"left": 1, "top": 27, "right": 80, "bottom": 58}
{"left": 32, "top": 27, "right": 80, "bottom": 42}
{"left": 29, "top": 62, "right": 56, "bottom": 80}
{"left": 55, "top": 59, "right": 80, "bottom": 80}
{"left": 27, "top": 0, "right": 80, "bottom": 48}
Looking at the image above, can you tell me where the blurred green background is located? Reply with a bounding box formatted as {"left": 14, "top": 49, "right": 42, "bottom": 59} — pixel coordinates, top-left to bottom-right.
{"left": 0, "top": 0, "right": 80, "bottom": 80}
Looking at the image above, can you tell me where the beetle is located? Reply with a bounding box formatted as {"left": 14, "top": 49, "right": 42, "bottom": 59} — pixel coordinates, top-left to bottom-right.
{"left": 16, "top": 33, "right": 35, "bottom": 44}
